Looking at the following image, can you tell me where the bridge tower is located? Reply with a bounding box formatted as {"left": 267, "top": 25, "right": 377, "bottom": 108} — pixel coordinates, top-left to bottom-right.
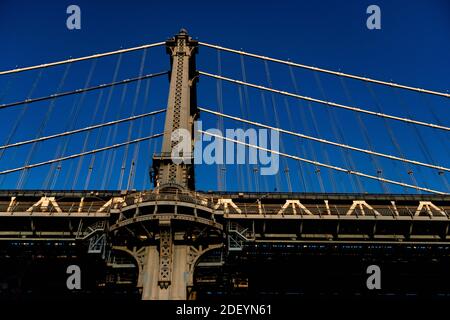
{"left": 133, "top": 29, "right": 218, "bottom": 300}
{"left": 151, "top": 28, "right": 198, "bottom": 191}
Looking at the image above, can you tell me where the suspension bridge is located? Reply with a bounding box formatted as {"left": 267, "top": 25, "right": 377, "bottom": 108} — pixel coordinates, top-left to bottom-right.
{"left": 0, "top": 29, "right": 449, "bottom": 300}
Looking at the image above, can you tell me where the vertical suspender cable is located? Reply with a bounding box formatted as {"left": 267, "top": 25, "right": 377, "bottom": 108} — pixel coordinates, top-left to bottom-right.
{"left": 339, "top": 76, "right": 389, "bottom": 193}
{"left": 0, "top": 70, "right": 42, "bottom": 188}
{"left": 150, "top": 113, "right": 161, "bottom": 190}
{"left": 61, "top": 61, "right": 99, "bottom": 190}
{"left": 241, "top": 55, "right": 263, "bottom": 192}
{"left": 17, "top": 63, "right": 71, "bottom": 189}
{"left": 71, "top": 90, "right": 104, "bottom": 189}
{"left": 84, "top": 55, "right": 125, "bottom": 190}
{"left": 147, "top": 79, "right": 165, "bottom": 191}
{"left": 216, "top": 50, "right": 226, "bottom": 191}
{"left": 237, "top": 86, "right": 250, "bottom": 191}
{"left": 294, "top": 70, "right": 338, "bottom": 192}
{"left": 259, "top": 92, "right": 271, "bottom": 192}
{"left": 263, "top": 60, "right": 292, "bottom": 192}
{"left": 419, "top": 94, "right": 450, "bottom": 192}
{"left": 47, "top": 59, "right": 99, "bottom": 189}
{"left": 239, "top": 55, "right": 255, "bottom": 192}
{"left": 125, "top": 108, "right": 145, "bottom": 190}
{"left": 307, "top": 102, "right": 338, "bottom": 193}
{"left": 283, "top": 97, "right": 308, "bottom": 192}
{"left": 140, "top": 78, "right": 157, "bottom": 190}
{"left": 0, "top": 74, "right": 16, "bottom": 102}
{"left": 87, "top": 54, "right": 122, "bottom": 188}
{"left": 103, "top": 84, "right": 129, "bottom": 189}
{"left": 393, "top": 87, "right": 450, "bottom": 192}
{"left": 288, "top": 66, "right": 324, "bottom": 192}
{"left": 365, "top": 82, "right": 419, "bottom": 193}
{"left": 313, "top": 72, "right": 362, "bottom": 193}
{"left": 118, "top": 50, "right": 147, "bottom": 189}
{"left": 283, "top": 61, "right": 309, "bottom": 191}
{"left": 127, "top": 51, "right": 152, "bottom": 190}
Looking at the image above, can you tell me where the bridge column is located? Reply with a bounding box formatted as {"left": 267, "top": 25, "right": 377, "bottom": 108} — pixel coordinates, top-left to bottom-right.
{"left": 140, "top": 231, "right": 197, "bottom": 300}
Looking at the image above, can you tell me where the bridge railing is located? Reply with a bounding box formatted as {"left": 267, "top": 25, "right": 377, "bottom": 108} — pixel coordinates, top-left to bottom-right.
{"left": 212, "top": 201, "right": 450, "bottom": 217}
{"left": 0, "top": 198, "right": 113, "bottom": 214}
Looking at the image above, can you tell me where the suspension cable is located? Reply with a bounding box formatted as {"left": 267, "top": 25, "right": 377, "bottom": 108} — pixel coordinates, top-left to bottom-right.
{"left": 0, "top": 71, "right": 168, "bottom": 111}
{"left": 0, "top": 41, "right": 165, "bottom": 76}
{"left": 0, "top": 133, "right": 163, "bottom": 176}
{"left": 199, "top": 107, "right": 450, "bottom": 173}
{"left": 199, "top": 130, "right": 447, "bottom": 195}
{"left": 0, "top": 109, "right": 165, "bottom": 151}
{"left": 199, "top": 71, "right": 450, "bottom": 132}
{"left": 198, "top": 42, "right": 450, "bottom": 98}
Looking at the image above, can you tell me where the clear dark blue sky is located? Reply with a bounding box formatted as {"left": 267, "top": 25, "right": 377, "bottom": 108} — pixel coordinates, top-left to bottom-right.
{"left": 0, "top": 0, "right": 449, "bottom": 194}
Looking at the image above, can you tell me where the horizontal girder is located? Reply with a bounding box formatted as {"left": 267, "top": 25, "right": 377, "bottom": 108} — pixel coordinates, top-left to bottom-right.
{"left": 0, "top": 190, "right": 448, "bottom": 243}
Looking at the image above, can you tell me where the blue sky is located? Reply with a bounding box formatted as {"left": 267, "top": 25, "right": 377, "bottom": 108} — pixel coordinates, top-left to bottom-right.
{"left": 0, "top": 0, "right": 448, "bottom": 194}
